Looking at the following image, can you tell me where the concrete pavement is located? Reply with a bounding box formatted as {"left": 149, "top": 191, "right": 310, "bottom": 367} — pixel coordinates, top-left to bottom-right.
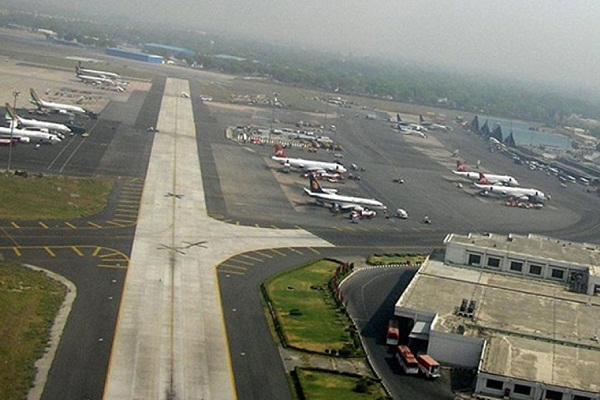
{"left": 103, "top": 78, "right": 333, "bottom": 400}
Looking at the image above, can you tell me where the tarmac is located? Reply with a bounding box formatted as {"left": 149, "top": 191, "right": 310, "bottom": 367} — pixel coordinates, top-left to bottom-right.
{"left": 102, "top": 78, "right": 333, "bottom": 400}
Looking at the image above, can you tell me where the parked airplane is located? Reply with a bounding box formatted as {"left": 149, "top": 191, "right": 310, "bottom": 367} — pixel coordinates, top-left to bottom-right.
{"left": 397, "top": 115, "right": 427, "bottom": 132}
{"left": 272, "top": 145, "right": 347, "bottom": 174}
{"left": 398, "top": 126, "right": 426, "bottom": 138}
{"left": 453, "top": 161, "right": 519, "bottom": 187}
{"left": 419, "top": 115, "right": 450, "bottom": 131}
{"left": 475, "top": 173, "right": 547, "bottom": 202}
{"left": 76, "top": 62, "right": 120, "bottom": 79}
{"left": 304, "top": 173, "right": 386, "bottom": 212}
{"left": 77, "top": 72, "right": 116, "bottom": 86}
{"left": 5, "top": 103, "right": 71, "bottom": 136}
{"left": 29, "top": 89, "right": 87, "bottom": 115}
{"left": 0, "top": 126, "right": 61, "bottom": 144}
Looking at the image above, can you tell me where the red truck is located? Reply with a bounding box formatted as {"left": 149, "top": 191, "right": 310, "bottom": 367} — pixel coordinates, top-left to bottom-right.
{"left": 417, "top": 354, "right": 441, "bottom": 379}
{"left": 385, "top": 319, "right": 399, "bottom": 346}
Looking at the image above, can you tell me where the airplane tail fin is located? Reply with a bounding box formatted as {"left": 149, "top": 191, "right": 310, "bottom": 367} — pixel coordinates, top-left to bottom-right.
{"left": 397, "top": 113, "right": 402, "bottom": 122}
{"left": 419, "top": 114, "right": 425, "bottom": 123}
{"left": 308, "top": 173, "right": 326, "bottom": 194}
{"left": 29, "top": 88, "right": 42, "bottom": 108}
{"left": 478, "top": 172, "right": 490, "bottom": 185}
{"left": 456, "top": 160, "right": 467, "bottom": 172}
{"left": 273, "top": 144, "right": 287, "bottom": 158}
{"left": 5, "top": 102, "right": 14, "bottom": 121}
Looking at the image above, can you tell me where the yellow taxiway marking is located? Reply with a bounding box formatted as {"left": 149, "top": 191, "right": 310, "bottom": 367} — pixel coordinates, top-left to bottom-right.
{"left": 71, "top": 246, "right": 84, "bottom": 256}
{"left": 331, "top": 226, "right": 343, "bottom": 231}
{"left": 254, "top": 251, "right": 273, "bottom": 259}
{"left": 227, "top": 258, "right": 254, "bottom": 266}
{"left": 270, "top": 248, "right": 286, "bottom": 256}
{"left": 10, "top": 222, "right": 20, "bottom": 228}
{"left": 98, "top": 264, "right": 127, "bottom": 269}
{"left": 220, "top": 264, "right": 247, "bottom": 271}
{"left": 219, "top": 269, "right": 245, "bottom": 275}
{"left": 99, "top": 251, "right": 124, "bottom": 259}
{"left": 112, "top": 219, "right": 133, "bottom": 224}
{"left": 270, "top": 225, "right": 279, "bottom": 229}
{"left": 240, "top": 254, "right": 264, "bottom": 262}
{"left": 288, "top": 247, "right": 303, "bottom": 254}
{"left": 65, "top": 222, "right": 77, "bottom": 229}
{"left": 44, "top": 247, "right": 56, "bottom": 257}
{"left": 106, "top": 221, "right": 125, "bottom": 227}
{"left": 88, "top": 221, "right": 102, "bottom": 228}
{"left": 38, "top": 222, "right": 49, "bottom": 229}
{"left": 307, "top": 247, "right": 321, "bottom": 254}
{"left": 12, "top": 247, "right": 21, "bottom": 257}
{"left": 92, "top": 246, "right": 102, "bottom": 256}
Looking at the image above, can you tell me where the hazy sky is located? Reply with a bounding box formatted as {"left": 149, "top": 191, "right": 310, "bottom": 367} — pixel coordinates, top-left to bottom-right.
{"left": 30, "top": 1, "right": 600, "bottom": 91}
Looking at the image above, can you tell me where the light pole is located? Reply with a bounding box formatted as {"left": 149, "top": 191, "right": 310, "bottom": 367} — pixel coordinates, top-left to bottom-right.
{"left": 6, "top": 90, "right": 20, "bottom": 173}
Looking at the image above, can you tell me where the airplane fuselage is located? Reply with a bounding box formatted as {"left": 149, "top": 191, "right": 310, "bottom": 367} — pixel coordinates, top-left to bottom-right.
{"left": 272, "top": 156, "right": 347, "bottom": 174}
{"left": 0, "top": 126, "right": 61, "bottom": 144}
{"left": 304, "top": 189, "right": 386, "bottom": 210}
{"left": 474, "top": 183, "right": 546, "bottom": 201}
{"left": 16, "top": 117, "right": 71, "bottom": 135}
{"left": 453, "top": 170, "right": 519, "bottom": 186}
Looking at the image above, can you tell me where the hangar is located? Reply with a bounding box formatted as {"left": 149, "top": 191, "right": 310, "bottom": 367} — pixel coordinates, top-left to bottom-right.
{"left": 394, "top": 233, "right": 600, "bottom": 400}
{"left": 106, "top": 47, "right": 164, "bottom": 64}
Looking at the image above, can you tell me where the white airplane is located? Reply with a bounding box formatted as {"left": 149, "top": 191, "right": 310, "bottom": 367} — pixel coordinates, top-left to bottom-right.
{"left": 76, "top": 62, "right": 120, "bottom": 80}
{"left": 5, "top": 103, "right": 71, "bottom": 136}
{"left": 398, "top": 126, "right": 426, "bottom": 138}
{"left": 29, "top": 88, "right": 87, "bottom": 115}
{"left": 304, "top": 173, "right": 386, "bottom": 212}
{"left": 77, "top": 72, "right": 116, "bottom": 86}
{"left": 0, "top": 125, "right": 61, "bottom": 144}
{"left": 453, "top": 161, "right": 519, "bottom": 187}
{"left": 475, "top": 173, "right": 547, "bottom": 203}
{"left": 419, "top": 114, "right": 451, "bottom": 131}
{"left": 271, "top": 145, "right": 347, "bottom": 174}
{"left": 397, "top": 115, "right": 427, "bottom": 132}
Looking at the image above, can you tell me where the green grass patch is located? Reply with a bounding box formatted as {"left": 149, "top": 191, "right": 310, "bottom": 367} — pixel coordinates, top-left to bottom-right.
{"left": 295, "top": 369, "right": 389, "bottom": 400}
{"left": 0, "top": 262, "right": 67, "bottom": 400}
{"left": 264, "top": 259, "right": 360, "bottom": 355}
{"left": 0, "top": 174, "right": 113, "bottom": 220}
{"left": 366, "top": 253, "right": 427, "bottom": 266}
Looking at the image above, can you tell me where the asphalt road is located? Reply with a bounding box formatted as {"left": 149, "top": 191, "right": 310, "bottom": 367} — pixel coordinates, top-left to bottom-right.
{"left": 2, "top": 35, "right": 600, "bottom": 400}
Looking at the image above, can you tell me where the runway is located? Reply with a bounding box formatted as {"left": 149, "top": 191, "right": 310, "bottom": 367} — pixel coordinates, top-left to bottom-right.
{"left": 103, "top": 78, "right": 333, "bottom": 400}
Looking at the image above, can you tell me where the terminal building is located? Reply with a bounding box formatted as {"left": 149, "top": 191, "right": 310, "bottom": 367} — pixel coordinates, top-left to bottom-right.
{"left": 395, "top": 233, "right": 600, "bottom": 400}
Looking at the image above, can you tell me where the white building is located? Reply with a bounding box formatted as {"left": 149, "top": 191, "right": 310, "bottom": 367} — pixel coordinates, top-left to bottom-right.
{"left": 394, "top": 233, "right": 600, "bottom": 400}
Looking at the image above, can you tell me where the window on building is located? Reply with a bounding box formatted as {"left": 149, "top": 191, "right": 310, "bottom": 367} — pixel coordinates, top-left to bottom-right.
{"left": 468, "top": 253, "right": 481, "bottom": 266}
{"left": 550, "top": 268, "right": 565, "bottom": 280}
{"left": 573, "top": 395, "right": 592, "bottom": 400}
{"left": 485, "top": 379, "right": 503, "bottom": 390}
{"left": 513, "top": 384, "right": 532, "bottom": 396}
{"left": 486, "top": 257, "right": 501, "bottom": 268}
{"left": 509, "top": 261, "right": 523, "bottom": 272}
{"left": 544, "top": 389, "right": 564, "bottom": 400}
{"left": 528, "top": 264, "right": 543, "bottom": 275}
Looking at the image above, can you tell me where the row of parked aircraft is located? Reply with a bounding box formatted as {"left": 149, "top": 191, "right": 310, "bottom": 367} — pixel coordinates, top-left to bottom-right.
{"left": 452, "top": 160, "right": 547, "bottom": 203}
{"left": 270, "top": 145, "right": 387, "bottom": 214}
{"left": 396, "top": 114, "right": 451, "bottom": 136}
{"left": 76, "top": 62, "right": 127, "bottom": 92}
{"left": 0, "top": 88, "right": 95, "bottom": 145}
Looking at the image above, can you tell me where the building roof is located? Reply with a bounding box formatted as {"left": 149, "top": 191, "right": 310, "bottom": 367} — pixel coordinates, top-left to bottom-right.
{"left": 446, "top": 233, "right": 600, "bottom": 277}
{"left": 144, "top": 43, "right": 195, "bottom": 57}
{"left": 396, "top": 260, "right": 600, "bottom": 392}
